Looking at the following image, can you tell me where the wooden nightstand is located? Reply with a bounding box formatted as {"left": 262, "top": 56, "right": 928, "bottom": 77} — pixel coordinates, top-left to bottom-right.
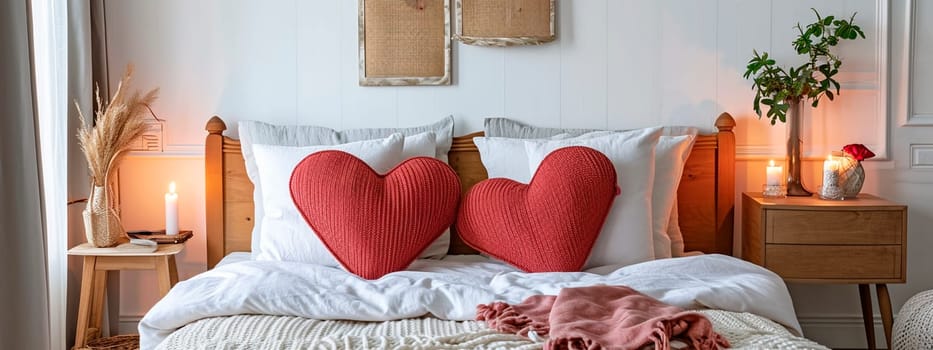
{"left": 68, "top": 242, "right": 183, "bottom": 349}
{"left": 741, "top": 192, "right": 906, "bottom": 350}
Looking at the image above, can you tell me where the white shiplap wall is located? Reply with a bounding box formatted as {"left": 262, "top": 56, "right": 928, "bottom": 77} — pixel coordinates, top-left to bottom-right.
{"left": 104, "top": 0, "right": 886, "bottom": 157}
{"left": 98, "top": 1, "right": 933, "bottom": 348}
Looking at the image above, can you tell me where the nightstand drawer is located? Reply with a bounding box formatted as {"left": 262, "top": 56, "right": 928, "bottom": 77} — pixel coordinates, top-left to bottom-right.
{"left": 765, "top": 245, "right": 901, "bottom": 280}
{"left": 767, "top": 210, "right": 903, "bottom": 245}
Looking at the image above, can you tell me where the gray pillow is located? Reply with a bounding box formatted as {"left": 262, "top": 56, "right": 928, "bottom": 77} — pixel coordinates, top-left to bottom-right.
{"left": 239, "top": 116, "right": 454, "bottom": 255}
{"left": 484, "top": 117, "right": 697, "bottom": 139}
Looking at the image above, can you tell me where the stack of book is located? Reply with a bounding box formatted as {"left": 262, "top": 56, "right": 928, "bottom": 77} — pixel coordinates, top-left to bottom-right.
{"left": 128, "top": 230, "right": 194, "bottom": 244}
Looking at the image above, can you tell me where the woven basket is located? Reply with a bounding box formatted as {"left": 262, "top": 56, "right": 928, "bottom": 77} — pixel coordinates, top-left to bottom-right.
{"left": 86, "top": 334, "right": 139, "bottom": 350}
{"left": 83, "top": 184, "right": 127, "bottom": 247}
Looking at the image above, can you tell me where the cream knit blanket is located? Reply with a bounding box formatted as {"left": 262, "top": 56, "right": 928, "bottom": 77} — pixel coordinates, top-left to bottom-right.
{"left": 156, "top": 310, "right": 827, "bottom": 350}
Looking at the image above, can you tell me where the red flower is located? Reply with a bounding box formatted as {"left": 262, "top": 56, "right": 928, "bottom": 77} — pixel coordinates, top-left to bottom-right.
{"left": 842, "top": 144, "right": 875, "bottom": 161}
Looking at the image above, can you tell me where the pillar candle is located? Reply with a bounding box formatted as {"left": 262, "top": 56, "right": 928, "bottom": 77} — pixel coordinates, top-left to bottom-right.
{"left": 766, "top": 159, "right": 782, "bottom": 186}
{"left": 165, "top": 181, "right": 179, "bottom": 235}
{"left": 823, "top": 154, "right": 840, "bottom": 174}
{"left": 821, "top": 155, "right": 841, "bottom": 199}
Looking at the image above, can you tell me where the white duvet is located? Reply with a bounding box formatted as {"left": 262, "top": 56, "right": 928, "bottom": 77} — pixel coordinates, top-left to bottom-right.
{"left": 139, "top": 254, "right": 801, "bottom": 349}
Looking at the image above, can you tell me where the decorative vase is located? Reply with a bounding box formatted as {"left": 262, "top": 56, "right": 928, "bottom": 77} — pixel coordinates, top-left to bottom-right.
{"left": 837, "top": 154, "right": 865, "bottom": 198}
{"left": 785, "top": 98, "right": 813, "bottom": 196}
{"left": 82, "top": 184, "right": 127, "bottom": 247}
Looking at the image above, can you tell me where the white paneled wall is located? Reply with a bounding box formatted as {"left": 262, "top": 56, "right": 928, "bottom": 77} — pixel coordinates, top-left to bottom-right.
{"left": 104, "top": 0, "right": 887, "bottom": 155}
{"left": 99, "top": 1, "right": 933, "bottom": 348}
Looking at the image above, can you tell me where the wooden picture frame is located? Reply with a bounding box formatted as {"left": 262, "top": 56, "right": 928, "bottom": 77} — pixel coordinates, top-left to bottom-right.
{"left": 455, "top": 0, "right": 555, "bottom": 46}
{"left": 359, "top": 0, "right": 451, "bottom": 86}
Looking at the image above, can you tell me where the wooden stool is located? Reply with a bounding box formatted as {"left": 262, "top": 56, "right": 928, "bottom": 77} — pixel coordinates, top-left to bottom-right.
{"left": 68, "top": 242, "right": 183, "bottom": 350}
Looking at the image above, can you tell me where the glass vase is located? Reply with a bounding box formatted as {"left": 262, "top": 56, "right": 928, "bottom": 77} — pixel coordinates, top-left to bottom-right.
{"left": 785, "top": 98, "right": 813, "bottom": 196}
{"left": 837, "top": 154, "right": 865, "bottom": 198}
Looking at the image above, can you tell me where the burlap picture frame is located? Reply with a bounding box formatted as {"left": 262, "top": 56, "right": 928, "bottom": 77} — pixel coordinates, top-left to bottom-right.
{"left": 455, "top": 0, "right": 555, "bottom": 46}
{"left": 359, "top": 0, "right": 451, "bottom": 86}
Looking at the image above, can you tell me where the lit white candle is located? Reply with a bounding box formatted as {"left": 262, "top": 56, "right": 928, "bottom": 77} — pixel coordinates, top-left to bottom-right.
{"left": 823, "top": 154, "right": 839, "bottom": 172}
{"left": 821, "top": 155, "right": 842, "bottom": 199}
{"left": 766, "top": 159, "right": 782, "bottom": 186}
{"left": 165, "top": 181, "right": 179, "bottom": 235}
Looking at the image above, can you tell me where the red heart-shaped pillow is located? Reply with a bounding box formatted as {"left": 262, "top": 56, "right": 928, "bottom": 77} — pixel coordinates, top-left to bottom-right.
{"left": 290, "top": 151, "right": 460, "bottom": 279}
{"left": 457, "top": 146, "right": 618, "bottom": 272}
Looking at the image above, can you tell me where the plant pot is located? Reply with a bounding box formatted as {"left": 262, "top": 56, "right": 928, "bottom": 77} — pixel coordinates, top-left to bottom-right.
{"left": 785, "top": 98, "right": 813, "bottom": 196}
{"left": 83, "top": 185, "right": 126, "bottom": 247}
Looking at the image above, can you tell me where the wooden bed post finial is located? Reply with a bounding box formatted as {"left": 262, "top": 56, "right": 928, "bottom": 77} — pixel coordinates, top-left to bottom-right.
{"left": 206, "top": 116, "right": 227, "bottom": 135}
{"left": 205, "top": 116, "right": 227, "bottom": 268}
{"left": 715, "top": 112, "right": 736, "bottom": 132}
{"left": 713, "top": 111, "right": 736, "bottom": 256}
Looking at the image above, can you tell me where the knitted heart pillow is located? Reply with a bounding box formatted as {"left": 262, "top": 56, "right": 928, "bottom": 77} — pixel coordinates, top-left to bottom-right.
{"left": 290, "top": 151, "right": 460, "bottom": 279}
{"left": 457, "top": 146, "right": 619, "bottom": 272}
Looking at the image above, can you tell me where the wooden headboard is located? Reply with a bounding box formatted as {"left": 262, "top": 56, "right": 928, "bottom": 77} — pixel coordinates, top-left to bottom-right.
{"left": 204, "top": 114, "right": 736, "bottom": 268}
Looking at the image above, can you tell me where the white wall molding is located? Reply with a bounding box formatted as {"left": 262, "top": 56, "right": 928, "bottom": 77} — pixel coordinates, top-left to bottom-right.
{"left": 736, "top": 145, "right": 779, "bottom": 160}
{"left": 873, "top": 0, "right": 891, "bottom": 159}
{"left": 911, "top": 114, "right": 933, "bottom": 125}
{"left": 125, "top": 146, "right": 204, "bottom": 158}
{"left": 910, "top": 144, "right": 933, "bottom": 168}
{"left": 164, "top": 144, "right": 203, "bottom": 154}
{"left": 905, "top": 0, "right": 933, "bottom": 126}
{"left": 799, "top": 315, "right": 887, "bottom": 349}
{"left": 119, "top": 315, "right": 143, "bottom": 335}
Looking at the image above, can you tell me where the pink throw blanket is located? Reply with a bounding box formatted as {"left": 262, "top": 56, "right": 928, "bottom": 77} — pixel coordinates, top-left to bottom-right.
{"left": 476, "top": 285, "right": 729, "bottom": 350}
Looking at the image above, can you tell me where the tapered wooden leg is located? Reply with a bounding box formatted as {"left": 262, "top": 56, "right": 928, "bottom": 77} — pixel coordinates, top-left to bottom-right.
{"left": 107, "top": 271, "right": 120, "bottom": 337}
{"left": 876, "top": 284, "right": 893, "bottom": 350}
{"left": 156, "top": 256, "right": 173, "bottom": 297}
{"left": 859, "top": 284, "right": 877, "bottom": 350}
{"left": 168, "top": 255, "right": 179, "bottom": 286}
{"left": 74, "top": 256, "right": 97, "bottom": 350}
{"left": 88, "top": 268, "right": 107, "bottom": 340}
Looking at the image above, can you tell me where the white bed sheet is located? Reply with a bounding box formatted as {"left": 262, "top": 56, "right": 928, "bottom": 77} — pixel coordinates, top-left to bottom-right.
{"left": 140, "top": 254, "right": 801, "bottom": 349}
{"left": 215, "top": 252, "right": 251, "bottom": 267}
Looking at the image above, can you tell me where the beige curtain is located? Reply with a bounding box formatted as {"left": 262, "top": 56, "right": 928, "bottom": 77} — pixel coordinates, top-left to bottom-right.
{"left": 0, "top": 0, "right": 52, "bottom": 349}
{"left": 68, "top": 0, "right": 104, "bottom": 347}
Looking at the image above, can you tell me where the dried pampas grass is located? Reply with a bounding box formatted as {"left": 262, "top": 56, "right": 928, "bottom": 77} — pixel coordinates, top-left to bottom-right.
{"left": 76, "top": 65, "right": 159, "bottom": 186}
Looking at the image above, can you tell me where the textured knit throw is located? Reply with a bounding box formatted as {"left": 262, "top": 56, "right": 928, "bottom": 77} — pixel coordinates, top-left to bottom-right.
{"left": 290, "top": 151, "right": 460, "bottom": 279}
{"left": 457, "top": 146, "right": 619, "bottom": 272}
{"left": 477, "top": 285, "right": 730, "bottom": 350}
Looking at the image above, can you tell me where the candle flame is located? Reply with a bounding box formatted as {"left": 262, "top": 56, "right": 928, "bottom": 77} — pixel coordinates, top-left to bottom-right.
{"left": 827, "top": 154, "right": 833, "bottom": 162}
{"left": 769, "top": 159, "right": 775, "bottom": 167}
{"left": 169, "top": 181, "right": 176, "bottom": 193}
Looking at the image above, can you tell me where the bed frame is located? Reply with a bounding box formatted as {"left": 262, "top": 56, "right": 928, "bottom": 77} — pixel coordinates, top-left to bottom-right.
{"left": 204, "top": 114, "right": 736, "bottom": 268}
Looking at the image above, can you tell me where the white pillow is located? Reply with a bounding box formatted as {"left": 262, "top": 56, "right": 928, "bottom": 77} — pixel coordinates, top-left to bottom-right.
{"left": 668, "top": 198, "right": 688, "bottom": 257}
{"left": 474, "top": 132, "right": 611, "bottom": 182}
{"left": 238, "top": 117, "right": 454, "bottom": 256}
{"left": 649, "top": 134, "right": 696, "bottom": 258}
{"left": 252, "top": 135, "right": 405, "bottom": 265}
{"left": 474, "top": 137, "right": 533, "bottom": 182}
{"left": 524, "top": 128, "right": 663, "bottom": 269}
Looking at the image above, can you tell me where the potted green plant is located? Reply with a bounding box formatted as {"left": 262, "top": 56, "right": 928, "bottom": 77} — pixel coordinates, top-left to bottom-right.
{"left": 743, "top": 8, "right": 865, "bottom": 196}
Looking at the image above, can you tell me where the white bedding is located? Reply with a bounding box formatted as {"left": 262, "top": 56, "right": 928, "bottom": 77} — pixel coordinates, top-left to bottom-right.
{"left": 140, "top": 254, "right": 801, "bottom": 349}
{"left": 215, "top": 252, "right": 251, "bottom": 267}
